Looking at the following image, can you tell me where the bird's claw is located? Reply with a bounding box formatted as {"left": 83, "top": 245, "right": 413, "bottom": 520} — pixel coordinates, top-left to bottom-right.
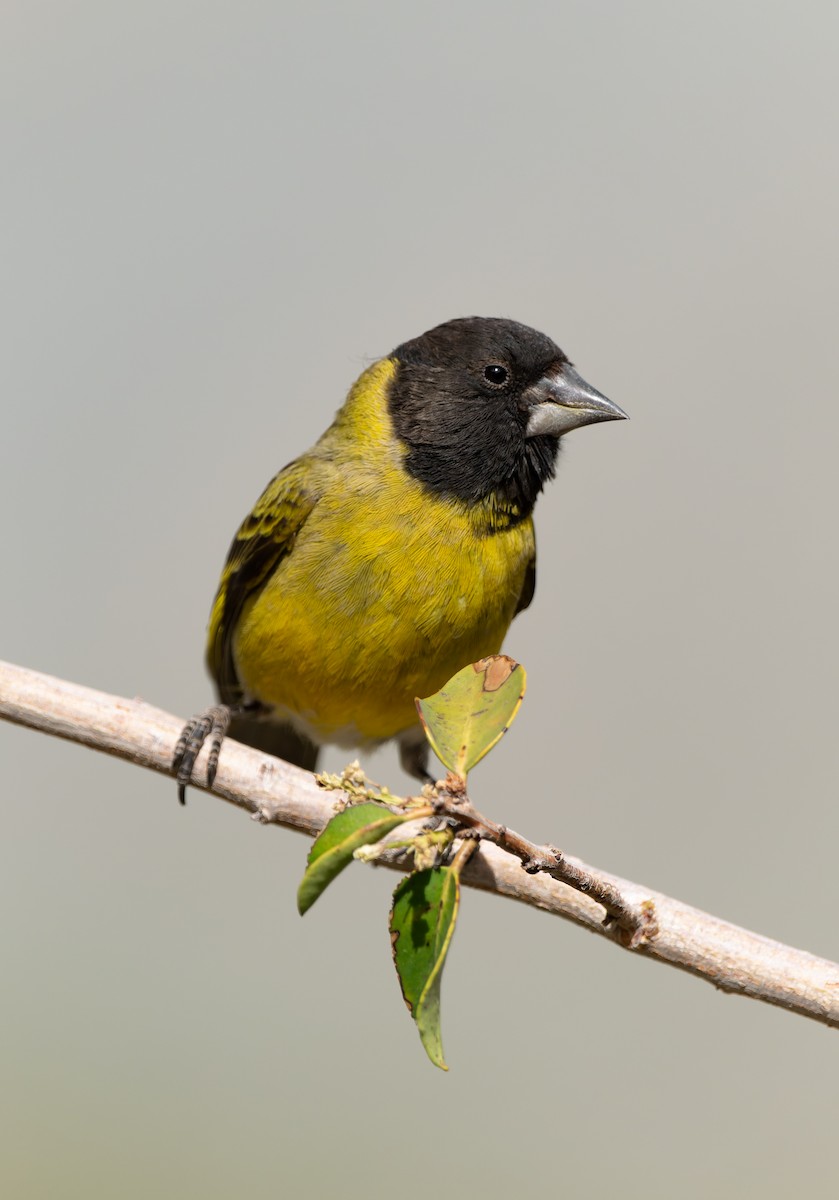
{"left": 172, "top": 705, "right": 231, "bottom": 804}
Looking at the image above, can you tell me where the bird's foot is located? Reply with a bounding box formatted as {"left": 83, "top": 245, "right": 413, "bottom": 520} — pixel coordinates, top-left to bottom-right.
{"left": 398, "top": 733, "right": 435, "bottom": 785}
{"left": 172, "top": 704, "right": 231, "bottom": 805}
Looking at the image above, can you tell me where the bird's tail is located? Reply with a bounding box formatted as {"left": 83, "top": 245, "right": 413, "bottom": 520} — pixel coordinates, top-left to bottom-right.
{"left": 228, "top": 713, "right": 320, "bottom": 773}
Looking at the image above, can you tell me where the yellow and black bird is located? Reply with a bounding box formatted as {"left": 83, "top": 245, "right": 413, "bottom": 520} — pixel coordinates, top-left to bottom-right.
{"left": 174, "top": 316, "right": 625, "bottom": 798}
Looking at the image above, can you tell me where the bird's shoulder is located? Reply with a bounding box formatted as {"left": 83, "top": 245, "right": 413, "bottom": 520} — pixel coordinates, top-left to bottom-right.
{"left": 224, "top": 453, "right": 323, "bottom": 574}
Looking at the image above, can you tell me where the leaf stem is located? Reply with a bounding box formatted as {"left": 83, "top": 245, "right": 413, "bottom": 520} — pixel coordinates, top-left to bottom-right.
{"left": 449, "top": 836, "right": 480, "bottom": 876}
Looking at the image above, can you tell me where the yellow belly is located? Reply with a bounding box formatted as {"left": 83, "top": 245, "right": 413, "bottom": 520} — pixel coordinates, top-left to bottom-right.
{"left": 233, "top": 472, "right": 534, "bottom": 744}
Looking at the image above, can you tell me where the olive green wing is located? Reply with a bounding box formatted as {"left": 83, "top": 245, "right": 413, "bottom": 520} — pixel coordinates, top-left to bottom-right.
{"left": 206, "top": 456, "right": 319, "bottom": 706}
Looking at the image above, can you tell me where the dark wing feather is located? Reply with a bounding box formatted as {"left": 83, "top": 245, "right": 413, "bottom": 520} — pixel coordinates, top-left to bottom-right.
{"left": 514, "top": 553, "right": 536, "bottom": 617}
{"left": 206, "top": 457, "right": 318, "bottom": 706}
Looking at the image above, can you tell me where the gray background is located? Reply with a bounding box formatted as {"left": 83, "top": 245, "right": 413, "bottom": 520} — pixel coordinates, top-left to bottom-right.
{"left": 3, "top": 2, "right": 838, "bottom": 1196}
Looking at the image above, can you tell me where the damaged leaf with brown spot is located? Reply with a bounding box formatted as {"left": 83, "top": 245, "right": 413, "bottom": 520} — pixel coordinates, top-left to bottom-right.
{"left": 415, "top": 655, "right": 526, "bottom": 780}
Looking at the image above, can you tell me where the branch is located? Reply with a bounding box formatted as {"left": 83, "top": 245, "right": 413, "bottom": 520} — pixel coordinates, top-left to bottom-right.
{"left": 2, "top": 658, "right": 838, "bottom": 1029}
{"left": 428, "top": 780, "right": 654, "bottom": 945}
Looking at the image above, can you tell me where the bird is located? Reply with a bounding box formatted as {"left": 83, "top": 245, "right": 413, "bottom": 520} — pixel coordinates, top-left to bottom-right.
{"left": 173, "top": 316, "right": 626, "bottom": 800}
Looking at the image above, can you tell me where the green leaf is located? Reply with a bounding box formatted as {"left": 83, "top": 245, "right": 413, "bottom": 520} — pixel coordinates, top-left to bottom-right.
{"left": 297, "top": 803, "right": 408, "bottom": 915}
{"left": 416, "top": 655, "right": 526, "bottom": 780}
{"left": 390, "top": 866, "right": 462, "bottom": 1070}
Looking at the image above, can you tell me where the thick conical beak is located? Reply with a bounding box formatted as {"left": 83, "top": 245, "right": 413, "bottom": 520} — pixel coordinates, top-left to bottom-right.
{"left": 524, "top": 363, "right": 628, "bottom": 438}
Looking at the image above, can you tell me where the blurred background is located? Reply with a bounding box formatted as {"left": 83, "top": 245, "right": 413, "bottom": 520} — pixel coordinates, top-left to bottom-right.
{"left": 3, "top": 2, "right": 838, "bottom": 1196}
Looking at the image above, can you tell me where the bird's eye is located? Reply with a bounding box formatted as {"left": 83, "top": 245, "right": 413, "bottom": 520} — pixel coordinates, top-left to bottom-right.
{"left": 483, "top": 364, "right": 509, "bottom": 386}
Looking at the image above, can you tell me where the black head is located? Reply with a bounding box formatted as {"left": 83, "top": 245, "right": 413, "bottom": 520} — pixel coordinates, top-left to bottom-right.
{"left": 388, "top": 316, "right": 625, "bottom": 519}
